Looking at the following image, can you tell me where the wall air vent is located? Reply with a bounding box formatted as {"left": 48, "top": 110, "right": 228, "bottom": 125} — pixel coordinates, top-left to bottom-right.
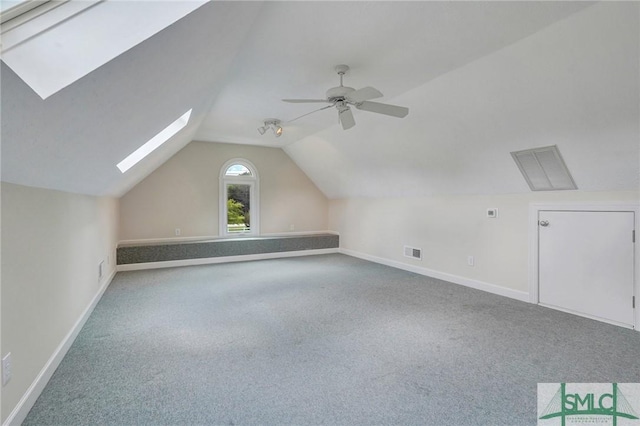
{"left": 510, "top": 145, "right": 577, "bottom": 191}
{"left": 404, "top": 246, "right": 422, "bottom": 260}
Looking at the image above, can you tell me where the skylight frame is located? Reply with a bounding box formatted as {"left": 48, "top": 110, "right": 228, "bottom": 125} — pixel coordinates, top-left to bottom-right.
{"left": 1, "top": 0, "right": 207, "bottom": 99}
{"left": 0, "top": 0, "right": 61, "bottom": 25}
{"left": 117, "top": 109, "right": 192, "bottom": 173}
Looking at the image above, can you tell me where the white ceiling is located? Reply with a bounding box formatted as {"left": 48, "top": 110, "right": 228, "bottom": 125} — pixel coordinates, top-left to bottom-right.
{"left": 195, "top": 1, "right": 595, "bottom": 147}
{"left": 2, "top": 1, "right": 638, "bottom": 199}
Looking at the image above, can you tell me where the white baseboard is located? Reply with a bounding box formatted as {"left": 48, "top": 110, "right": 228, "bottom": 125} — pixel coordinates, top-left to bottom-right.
{"left": 3, "top": 269, "right": 117, "bottom": 426}
{"left": 538, "top": 303, "right": 634, "bottom": 330}
{"left": 339, "top": 248, "right": 529, "bottom": 303}
{"left": 117, "top": 248, "right": 340, "bottom": 271}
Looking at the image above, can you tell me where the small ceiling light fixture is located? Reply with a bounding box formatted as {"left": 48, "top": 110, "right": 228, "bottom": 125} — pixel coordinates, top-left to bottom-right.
{"left": 258, "top": 118, "right": 283, "bottom": 137}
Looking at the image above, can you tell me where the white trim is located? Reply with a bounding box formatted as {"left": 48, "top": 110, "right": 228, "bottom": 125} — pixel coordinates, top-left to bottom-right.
{"left": 117, "top": 231, "right": 339, "bottom": 247}
{"left": 116, "top": 248, "right": 340, "bottom": 272}
{"left": 538, "top": 303, "right": 634, "bottom": 330}
{"left": 339, "top": 248, "right": 529, "bottom": 303}
{"left": 118, "top": 235, "right": 222, "bottom": 246}
{"left": 1, "top": 0, "right": 63, "bottom": 28}
{"left": 258, "top": 230, "right": 340, "bottom": 238}
{"left": 1, "top": 1, "right": 94, "bottom": 43}
{"left": 528, "top": 205, "right": 541, "bottom": 305}
{"left": 528, "top": 201, "right": 640, "bottom": 332}
{"left": 2, "top": 268, "right": 116, "bottom": 426}
{"left": 219, "top": 158, "right": 260, "bottom": 237}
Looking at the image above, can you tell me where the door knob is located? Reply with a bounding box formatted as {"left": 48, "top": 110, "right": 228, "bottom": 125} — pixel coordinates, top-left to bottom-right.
{"left": 539, "top": 220, "right": 549, "bottom": 227}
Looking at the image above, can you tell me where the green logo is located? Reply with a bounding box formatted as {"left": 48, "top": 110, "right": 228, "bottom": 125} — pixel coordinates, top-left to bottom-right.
{"left": 539, "top": 383, "right": 639, "bottom": 425}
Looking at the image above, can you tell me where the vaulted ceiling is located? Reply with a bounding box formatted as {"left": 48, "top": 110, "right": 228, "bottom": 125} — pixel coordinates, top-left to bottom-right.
{"left": 2, "top": 1, "right": 638, "bottom": 198}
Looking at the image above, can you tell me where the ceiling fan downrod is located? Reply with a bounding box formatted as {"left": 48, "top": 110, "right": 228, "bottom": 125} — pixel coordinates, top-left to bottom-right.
{"left": 335, "top": 64, "right": 349, "bottom": 87}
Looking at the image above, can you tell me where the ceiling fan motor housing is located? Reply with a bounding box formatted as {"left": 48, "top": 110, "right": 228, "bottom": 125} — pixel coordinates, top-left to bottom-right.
{"left": 326, "top": 86, "right": 355, "bottom": 102}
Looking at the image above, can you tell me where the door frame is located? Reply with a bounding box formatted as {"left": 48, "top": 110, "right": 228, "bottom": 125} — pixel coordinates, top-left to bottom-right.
{"left": 528, "top": 202, "right": 640, "bottom": 330}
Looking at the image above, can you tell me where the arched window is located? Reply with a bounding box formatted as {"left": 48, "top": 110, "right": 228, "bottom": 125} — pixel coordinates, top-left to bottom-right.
{"left": 219, "top": 159, "right": 259, "bottom": 236}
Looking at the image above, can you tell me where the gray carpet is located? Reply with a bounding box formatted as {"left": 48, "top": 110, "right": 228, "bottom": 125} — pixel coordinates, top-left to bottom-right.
{"left": 23, "top": 254, "right": 640, "bottom": 425}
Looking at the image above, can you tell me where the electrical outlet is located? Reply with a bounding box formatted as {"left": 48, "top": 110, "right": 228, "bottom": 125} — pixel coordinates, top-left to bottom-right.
{"left": 175, "top": 228, "right": 181, "bottom": 236}
{"left": 98, "top": 261, "right": 104, "bottom": 280}
{"left": 289, "top": 224, "right": 295, "bottom": 231}
{"left": 2, "top": 353, "right": 12, "bottom": 386}
{"left": 467, "top": 256, "right": 474, "bottom": 266}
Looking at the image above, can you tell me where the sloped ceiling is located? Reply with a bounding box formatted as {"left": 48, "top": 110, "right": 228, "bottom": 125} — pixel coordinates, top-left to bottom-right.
{"left": 196, "top": 1, "right": 596, "bottom": 146}
{"left": 283, "top": 2, "right": 640, "bottom": 198}
{"left": 2, "top": 1, "right": 638, "bottom": 199}
{"left": 1, "top": 1, "right": 262, "bottom": 196}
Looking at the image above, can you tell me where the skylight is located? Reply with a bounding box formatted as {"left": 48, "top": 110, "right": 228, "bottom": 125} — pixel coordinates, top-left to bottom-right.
{"left": 1, "top": 1, "right": 207, "bottom": 98}
{"left": 117, "top": 109, "right": 192, "bottom": 173}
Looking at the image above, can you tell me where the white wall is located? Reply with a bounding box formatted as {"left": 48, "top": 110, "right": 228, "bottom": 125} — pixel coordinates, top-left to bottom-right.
{"left": 330, "top": 191, "right": 640, "bottom": 295}
{"left": 119, "top": 141, "right": 329, "bottom": 241}
{"left": 303, "top": 2, "right": 640, "bottom": 303}
{"left": 1, "top": 183, "right": 119, "bottom": 424}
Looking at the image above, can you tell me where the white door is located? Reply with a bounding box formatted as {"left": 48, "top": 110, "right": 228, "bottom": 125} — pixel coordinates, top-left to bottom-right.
{"left": 538, "top": 210, "right": 635, "bottom": 327}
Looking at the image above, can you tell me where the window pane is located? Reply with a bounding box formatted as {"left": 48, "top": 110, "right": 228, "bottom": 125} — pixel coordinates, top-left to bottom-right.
{"left": 227, "top": 184, "right": 250, "bottom": 233}
{"left": 225, "top": 164, "right": 252, "bottom": 176}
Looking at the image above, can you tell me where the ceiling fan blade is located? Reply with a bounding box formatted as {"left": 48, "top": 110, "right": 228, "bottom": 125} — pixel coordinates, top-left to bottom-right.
{"left": 282, "top": 99, "right": 330, "bottom": 103}
{"left": 345, "top": 86, "right": 383, "bottom": 103}
{"left": 356, "top": 101, "right": 409, "bottom": 118}
{"left": 287, "top": 104, "right": 334, "bottom": 123}
{"left": 339, "top": 107, "right": 356, "bottom": 130}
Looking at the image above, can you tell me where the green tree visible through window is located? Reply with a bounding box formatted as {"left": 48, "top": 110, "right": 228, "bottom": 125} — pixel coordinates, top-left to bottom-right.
{"left": 226, "top": 199, "right": 245, "bottom": 224}
{"left": 227, "top": 184, "right": 251, "bottom": 232}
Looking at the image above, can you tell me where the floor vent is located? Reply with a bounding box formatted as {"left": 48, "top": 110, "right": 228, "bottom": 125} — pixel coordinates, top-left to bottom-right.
{"left": 404, "top": 246, "right": 422, "bottom": 260}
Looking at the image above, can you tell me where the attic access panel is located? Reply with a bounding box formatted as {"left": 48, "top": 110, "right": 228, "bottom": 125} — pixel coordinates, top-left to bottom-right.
{"left": 511, "top": 145, "right": 577, "bottom": 191}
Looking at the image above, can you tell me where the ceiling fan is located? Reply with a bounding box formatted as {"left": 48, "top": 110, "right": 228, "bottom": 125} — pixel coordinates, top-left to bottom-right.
{"left": 282, "top": 65, "right": 409, "bottom": 130}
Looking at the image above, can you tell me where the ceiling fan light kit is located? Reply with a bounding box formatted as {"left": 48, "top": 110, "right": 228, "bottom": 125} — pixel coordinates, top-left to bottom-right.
{"left": 282, "top": 64, "right": 409, "bottom": 130}
{"left": 258, "top": 118, "right": 283, "bottom": 137}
